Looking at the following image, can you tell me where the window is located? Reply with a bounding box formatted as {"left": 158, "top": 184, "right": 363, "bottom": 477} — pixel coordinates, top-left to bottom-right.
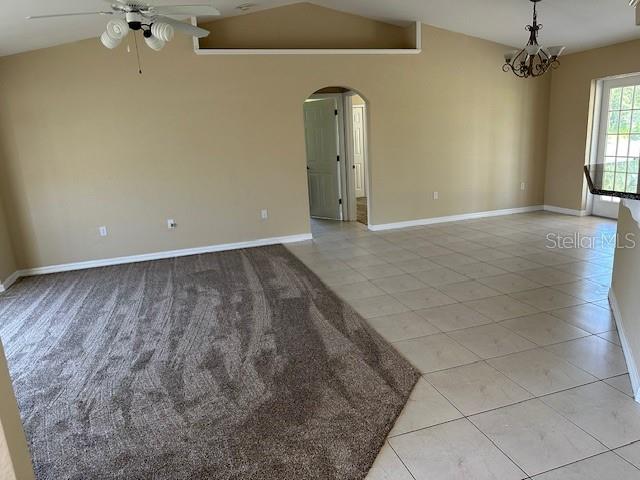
{"left": 595, "top": 76, "right": 640, "bottom": 197}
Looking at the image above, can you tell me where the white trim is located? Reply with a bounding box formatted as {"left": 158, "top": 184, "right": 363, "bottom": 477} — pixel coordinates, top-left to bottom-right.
{"left": 585, "top": 78, "right": 602, "bottom": 217}
{"left": 0, "top": 234, "right": 312, "bottom": 286}
{"left": 415, "top": 21, "right": 422, "bottom": 51}
{"left": 192, "top": 18, "right": 422, "bottom": 55}
{"left": 609, "top": 289, "right": 640, "bottom": 402}
{"left": 194, "top": 48, "right": 422, "bottom": 56}
{"left": 368, "top": 205, "right": 544, "bottom": 231}
{"left": 343, "top": 94, "right": 370, "bottom": 225}
{"left": 343, "top": 94, "right": 356, "bottom": 222}
{"left": 0, "top": 271, "right": 20, "bottom": 292}
{"left": 543, "top": 205, "right": 589, "bottom": 217}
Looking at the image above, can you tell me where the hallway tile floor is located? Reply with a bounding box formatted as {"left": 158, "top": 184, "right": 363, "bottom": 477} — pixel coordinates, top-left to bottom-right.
{"left": 286, "top": 212, "right": 640, "bottom": 479}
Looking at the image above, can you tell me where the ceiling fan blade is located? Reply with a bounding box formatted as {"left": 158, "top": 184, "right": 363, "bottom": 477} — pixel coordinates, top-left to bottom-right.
{"left": 100, "top": 0, "right": 136, "bottom": 6}
{"left": 149, "top": 5, "right": 221, "bottom": 16}
{"left": 151, "top": 15, "right": 211, "bottom": 37}
{"left": 27, "top": 11, "right": 114, "bottom": 19}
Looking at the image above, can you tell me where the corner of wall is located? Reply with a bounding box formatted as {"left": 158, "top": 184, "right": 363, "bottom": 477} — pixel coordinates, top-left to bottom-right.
{"left": 542, "top": 69, "right": 557, "bottom": 208}
{"left": 0, "top": 141, "right": 21, "bottom": 285}
{"left": 610, "top": 203, "right": 640, "bottom": 403}
{"left": 609, "top": 288, "right": 640, "bottom": 402}
{"left": 623, "top": 199, "right": 640, "bottom": 228}
{"left": 0, "top": 341, "right": 35, "bottom": 479}
{"left": 0, "top": 193, "right": 18, "bottom": 287}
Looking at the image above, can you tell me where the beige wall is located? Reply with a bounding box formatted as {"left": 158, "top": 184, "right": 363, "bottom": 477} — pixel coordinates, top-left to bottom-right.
{"left": 199, "top": 3, "right": 414, "bottom": 50}
{"left": 0, "top": 6, "right": 550, "bottom": 271}
{"left": 545, "top": 38, "right": 640, "bottom": 211}
{"left": 611, "top": 203, "right": 640, "bottom": 398}
{"left": 0, "top": 342, "right": 34, "bottom": 480}
{"left": 0, "top": 193, "right": 16, "bottom": 285}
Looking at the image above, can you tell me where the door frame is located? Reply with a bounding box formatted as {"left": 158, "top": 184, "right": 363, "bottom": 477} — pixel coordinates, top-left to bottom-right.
{"left": 308, "top": 93, "right": 348, "bottom": 221}
{"left": 587, "top": 73, "right": 640, "bottom": 219}
{"left": 590, "top": 76, "right": 623, "bottom": 219}
{"left": 344, "top": 92, "right": 371, "bottom": 226}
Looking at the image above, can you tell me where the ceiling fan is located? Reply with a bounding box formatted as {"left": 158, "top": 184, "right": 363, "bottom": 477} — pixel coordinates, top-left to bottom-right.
{"left": 27, "top": 1, "right": 220, "bottom": 51}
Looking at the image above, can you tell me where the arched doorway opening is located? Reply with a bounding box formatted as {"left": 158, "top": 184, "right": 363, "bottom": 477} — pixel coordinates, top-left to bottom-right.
{"left": 303, "top": 87, "right": 370, "bottom": 227}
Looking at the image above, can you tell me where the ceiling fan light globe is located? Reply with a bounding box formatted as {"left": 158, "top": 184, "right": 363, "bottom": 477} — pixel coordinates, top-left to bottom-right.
{"left": 145, "top": 35, "right": 165, "bottom": 51}
{"left": 106, "top": 18, "right": 129, "bottom": 40}
{"left": 100, "top": 30, "right": 121, "bottom": 49}
{"left": 151, "top": 23, "right": 174, "bottom": 42}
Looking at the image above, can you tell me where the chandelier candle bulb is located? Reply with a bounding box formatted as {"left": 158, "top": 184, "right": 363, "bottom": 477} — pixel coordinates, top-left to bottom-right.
{"left": 546, "top": 46, "right": 566, "bottom": 58}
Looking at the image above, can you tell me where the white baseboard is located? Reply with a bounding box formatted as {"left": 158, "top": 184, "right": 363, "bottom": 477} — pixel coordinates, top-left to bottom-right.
{"left": 0, "top": 271, "right": 20, "bottom": 292}
{"left": 609, "top": 289, "right": 640, "bottom": 403}
{"left": 368, "top": 205, "right": 544, "bottom": 232}
{"left": 543, "top": 205, "right": 589, "bottom": 217}
{"left": 0, "top": 233, "right": 312, "bottom": 288}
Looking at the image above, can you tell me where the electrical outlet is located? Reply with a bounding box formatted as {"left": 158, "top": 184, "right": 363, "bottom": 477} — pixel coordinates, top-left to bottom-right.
{"left": 521, "top": 182, "right": 526, "bottom": 191}
{"left": 433, "top": 192, "right": 439, "bottom": 200}
{"left": 261, "top": 209, "right": 269, "bottom": 220}
{"left": 99, "top": 226, "right": 108, "bottom": 237}
{"left": 167, "top": 219, "right": 177, "bottom": 230}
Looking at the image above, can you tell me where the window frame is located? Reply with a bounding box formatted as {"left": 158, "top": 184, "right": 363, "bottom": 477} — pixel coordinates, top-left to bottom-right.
{"left": 593, "top": 75, "right": 640, "bottom": 200}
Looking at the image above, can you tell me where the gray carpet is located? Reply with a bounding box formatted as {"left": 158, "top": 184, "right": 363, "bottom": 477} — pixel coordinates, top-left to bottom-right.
{"left": 0, "top": 245, "right": 419, "bottom": 480}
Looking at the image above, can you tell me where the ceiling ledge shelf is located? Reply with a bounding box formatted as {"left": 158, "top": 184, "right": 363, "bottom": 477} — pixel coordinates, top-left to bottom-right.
{"left": 191, "top": 18, "right": 422, "bottom": 56}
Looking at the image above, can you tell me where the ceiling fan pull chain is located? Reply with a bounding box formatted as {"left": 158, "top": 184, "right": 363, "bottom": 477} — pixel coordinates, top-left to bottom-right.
{"left": 133, "top": 30, "right": 143, "bottom": 75}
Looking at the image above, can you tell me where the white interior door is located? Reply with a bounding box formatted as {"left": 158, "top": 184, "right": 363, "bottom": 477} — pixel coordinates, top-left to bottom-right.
{"left": 352, "top": 105, "right": 367, "bottom": 198}
{"left": 304, "top": 99, "right": 341, "bottom": 220}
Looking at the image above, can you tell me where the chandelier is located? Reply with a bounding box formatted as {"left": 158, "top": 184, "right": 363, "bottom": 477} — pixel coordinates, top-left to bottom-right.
{"left": 503, "top": 0, "right": 565, "bottom": 79}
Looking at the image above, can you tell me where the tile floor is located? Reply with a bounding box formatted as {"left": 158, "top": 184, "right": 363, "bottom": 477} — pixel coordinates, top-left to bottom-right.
{"left": 286, "top": 211, "right": 640, "bottom": 479}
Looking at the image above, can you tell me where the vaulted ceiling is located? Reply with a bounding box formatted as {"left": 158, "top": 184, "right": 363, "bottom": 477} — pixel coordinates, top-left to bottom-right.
{"left": 2, "top": 0, "right": 639, "bottom": 56}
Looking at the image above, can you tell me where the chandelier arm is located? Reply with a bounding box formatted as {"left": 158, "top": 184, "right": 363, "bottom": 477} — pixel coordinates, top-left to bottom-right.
{"left": 502, "top": 62, "right": 528, "bottom": 78}
{"left": 534, "top": 59, "right": 545, "bottom": 74}
{"left": 512, "top": 48, "right": 527, "bottom": 65}
{"left": 514, "top": 68, "right": 529, "bottom": 79}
